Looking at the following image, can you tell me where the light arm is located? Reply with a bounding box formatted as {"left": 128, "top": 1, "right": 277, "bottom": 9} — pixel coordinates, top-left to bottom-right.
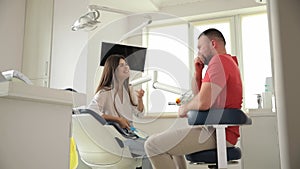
{"left": 129, "top": 75, "right": 151, "bottom": 86}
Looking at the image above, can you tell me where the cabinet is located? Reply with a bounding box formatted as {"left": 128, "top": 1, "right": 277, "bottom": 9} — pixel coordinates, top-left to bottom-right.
{"left": 0, "top": 0, "right": 26, "bottom": 71}
{"left": 22, "top": 0, "right": 54, "bottom": 87}
{"left": 240, "top": 109, "right": 281, "bottom": 169}
{"left": 0, "top": 81, "right": 73, "bottom": 169}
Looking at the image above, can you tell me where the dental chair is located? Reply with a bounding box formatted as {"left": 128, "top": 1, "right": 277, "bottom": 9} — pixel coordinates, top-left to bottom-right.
{"left": 72, "top": 108, "right": 142, "bottom": 169}
{"left": 185, "top": 109, "right": 252, "bottom": 169}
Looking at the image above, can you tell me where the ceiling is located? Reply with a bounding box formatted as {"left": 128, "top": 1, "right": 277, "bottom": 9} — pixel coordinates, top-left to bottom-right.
{"left": 89, "top": 0, "right": 208, "bottom": 13}
{"left": 153, "top": 0, "right": 207, "bottom": 7}
{"left": 88, "top": 0, "right": 264, "bottom": 22}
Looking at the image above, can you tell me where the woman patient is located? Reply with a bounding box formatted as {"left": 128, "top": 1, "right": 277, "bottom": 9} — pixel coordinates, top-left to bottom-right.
{"left": 87, "top": 54, "right": 152, "bottom": 169}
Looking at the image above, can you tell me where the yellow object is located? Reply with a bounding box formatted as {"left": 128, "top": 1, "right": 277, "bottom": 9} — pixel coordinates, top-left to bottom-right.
{"left": 175, "top": 98, "right": 181, "bottom": 104}
{"left": 70, "top": 137, "right": 78, "bottom": 169}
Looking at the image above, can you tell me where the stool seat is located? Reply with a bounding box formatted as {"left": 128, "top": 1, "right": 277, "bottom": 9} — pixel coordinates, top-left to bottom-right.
{"left": 185, "top": 109, "right": 251, "bottom": 168}
{"left": 185, "top": 147, "right": 241, "bottom": 164}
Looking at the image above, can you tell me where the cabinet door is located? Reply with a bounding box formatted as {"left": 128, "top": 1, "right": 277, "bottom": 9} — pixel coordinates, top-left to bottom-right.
{"left": 241, "top": 114, "right": 280, "bottom": 169}
{"left": 22, "top": 0, "right": 54, "bottom": 82}
{"left": 30, "top": 79, "right": 49, "bottom": 87}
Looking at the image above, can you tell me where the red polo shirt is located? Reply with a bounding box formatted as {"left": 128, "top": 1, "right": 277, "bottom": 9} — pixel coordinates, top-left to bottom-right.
{"left": 202, "top": 54, "right": 243, "bottom": 145}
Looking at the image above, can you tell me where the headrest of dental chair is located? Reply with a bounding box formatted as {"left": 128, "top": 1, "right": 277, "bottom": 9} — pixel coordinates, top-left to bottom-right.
{"left": 76, "top": 108, "right": 107, "bottom": 125}
{"left": 187, "top": 109, "right": 252, "bottom": 126}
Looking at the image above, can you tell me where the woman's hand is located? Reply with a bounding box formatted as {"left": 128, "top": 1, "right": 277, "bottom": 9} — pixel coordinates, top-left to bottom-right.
{"left": 118, "top": 117, "right": 130, "bottom": 129}
{"left": 135, "top": 89, "right": 145, "bottom": 112}
{"left": 136, "top": 89, "right": 145, "bottom": 100}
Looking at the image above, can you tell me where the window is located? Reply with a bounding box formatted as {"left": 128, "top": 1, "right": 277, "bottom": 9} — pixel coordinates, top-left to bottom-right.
{"left": 144, "top": 23, "right": 190, "bottom": 113}
{"left": 143, "top": 12, "right": 272, "bottom": 113}
{"left": 192, "top": 18, "right": 233, "bottom": 54}
{"left": 192, "top": 18, "right": 234, "bottom": 78}
{"left": 241, "top": 13, "right": 272, "bottom": 108}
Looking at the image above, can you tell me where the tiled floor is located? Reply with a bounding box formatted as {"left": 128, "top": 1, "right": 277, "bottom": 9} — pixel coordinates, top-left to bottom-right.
{"left": 76, "top": 153, "right": 242, "bottom": 169}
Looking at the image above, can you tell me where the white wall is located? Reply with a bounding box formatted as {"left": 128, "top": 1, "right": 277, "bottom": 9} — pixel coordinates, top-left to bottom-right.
{"left": 0, "top": 0, "right": 26, "bottom": 72}
{"left": 86, "top": 13, "right": 128, "bottom": 102}
{"left": 84, "top": 1, "right": 264, "bottom": 102}
{"left": 85, "top": 13, "right": 163, "bottom": 102}
{"left": 50, "top": 0, "right": 88, "bottom": 93}
{"left": 268, "top": 0, "right": 300, "bottom": 168}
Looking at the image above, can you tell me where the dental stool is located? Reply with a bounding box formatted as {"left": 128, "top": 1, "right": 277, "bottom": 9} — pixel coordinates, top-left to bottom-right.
{"left": 185, "top": 109, "right": 252, "bottom": 169}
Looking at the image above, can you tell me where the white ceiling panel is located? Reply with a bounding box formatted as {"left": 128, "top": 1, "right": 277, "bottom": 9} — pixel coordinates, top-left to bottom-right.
{"left": 157, "top": 0, "right": 208, "bottom": 7}
{"left": 89, "top": 0, "right": 209, "bottom": 12}
{"left": 88, "top": 0, "right": 263, "bottom": 18}
{"left": 89, "top": 0, "right": 159, "bottom": 13}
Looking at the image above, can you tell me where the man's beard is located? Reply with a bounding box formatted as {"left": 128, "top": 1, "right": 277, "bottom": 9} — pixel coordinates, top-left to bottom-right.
{"left": 203, "top": 54, "right": 213, "bottom": 65}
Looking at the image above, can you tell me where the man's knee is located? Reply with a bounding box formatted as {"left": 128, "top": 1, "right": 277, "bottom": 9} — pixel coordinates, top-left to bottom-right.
{"left": 144, "top": 136, "right": 153, "bottom": 153}
{"left": 144, "top": 136, "right": 157, "bottom": 156}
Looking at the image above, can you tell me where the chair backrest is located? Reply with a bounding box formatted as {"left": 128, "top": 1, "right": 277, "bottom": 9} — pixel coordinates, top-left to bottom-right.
{"left": 72, "top": 109, "right": 130, "bottom": 165}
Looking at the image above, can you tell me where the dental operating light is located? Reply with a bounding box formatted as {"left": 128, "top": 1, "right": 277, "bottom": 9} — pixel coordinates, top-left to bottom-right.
{"left": 71, "top": 5, "right": 135, "bottom": 31}
{"left": 71, "top": 9, "right": 100, "bottom": 31}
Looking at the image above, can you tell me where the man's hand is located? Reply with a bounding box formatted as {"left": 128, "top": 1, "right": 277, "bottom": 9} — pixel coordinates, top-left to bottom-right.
{"left": 194, "top": 57, "right": 205, "bottom": 91}
{"left": 194, "top": 57, "right": 204, "bottom": 72}
{"left": 178, "top": 104, "right": 189, "bottom": 118}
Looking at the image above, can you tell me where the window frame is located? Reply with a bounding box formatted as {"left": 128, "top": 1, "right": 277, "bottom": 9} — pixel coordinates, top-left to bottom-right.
{"left": 142, "top": 21, "right": 191, "bottom": 114}
{"left": 142, "top": 9, "right": 271, "bottom": 113}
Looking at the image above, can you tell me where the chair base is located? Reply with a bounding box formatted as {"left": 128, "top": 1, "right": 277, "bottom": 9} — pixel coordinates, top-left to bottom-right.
{"left": 189, "top": 160, "right": 239, "bottom": 169}
{"left": 208, "top": 165, "right": 217, "bottom": 169}
{"left": 185, "top": 147, "right": 241, "bottom": 164}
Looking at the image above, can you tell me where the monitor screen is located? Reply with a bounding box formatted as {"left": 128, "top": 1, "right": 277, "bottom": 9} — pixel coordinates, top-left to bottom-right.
{"left": 100, "top": 42, "right": 147, "bottom": 72}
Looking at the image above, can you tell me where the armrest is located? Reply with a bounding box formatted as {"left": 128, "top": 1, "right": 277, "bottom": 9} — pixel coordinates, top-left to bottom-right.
{"left": 77, "top": 108, "right": 138, "bottom": 139}
{"left": 76, "top": 108, "right": 107, "bottom": 125}
{"left": 106, "top": 121, "right": 139, "bottom": 139}
{"left": 187, "top": 109, "right": 252, "bottom": 126}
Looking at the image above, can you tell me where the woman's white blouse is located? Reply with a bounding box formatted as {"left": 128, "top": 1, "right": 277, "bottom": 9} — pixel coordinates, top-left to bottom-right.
{"left": 87, "top": 87, "right": 144, "bottom": 122}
